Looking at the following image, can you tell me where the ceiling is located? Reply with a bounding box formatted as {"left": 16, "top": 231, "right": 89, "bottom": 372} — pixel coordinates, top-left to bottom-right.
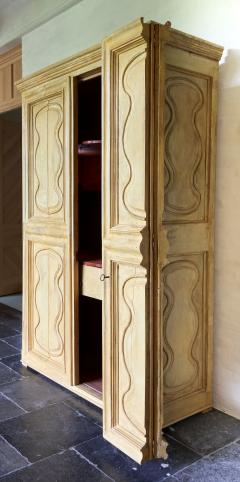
{"left": 0, "top": 0, "right": 82, "bottom": 52}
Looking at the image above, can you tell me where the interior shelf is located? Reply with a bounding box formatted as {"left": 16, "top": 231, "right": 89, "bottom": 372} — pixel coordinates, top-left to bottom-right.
{"left": 84, "top": 378, "right": 102, "bottom": 395}
{"left": 79, "top": 250, "right": 102, "bottom": 268}
{"left": 80, "top": 258, "right": 102, "bottom": 268}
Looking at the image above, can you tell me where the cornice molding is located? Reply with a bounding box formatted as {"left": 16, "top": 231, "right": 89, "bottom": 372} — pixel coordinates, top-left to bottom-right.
{"left": 17, "top": 43, "right": 101, "bottom": 93}
{"left": 0, "top": 45, "right": 21, "bottom": 68}
{"left": 167, "top": 28, "right": 223, "bottom": 61}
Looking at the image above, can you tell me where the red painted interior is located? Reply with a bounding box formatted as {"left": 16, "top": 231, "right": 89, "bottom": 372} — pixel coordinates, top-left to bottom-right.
{"left": 78, "top": 75, "right": 102, "bottom": 393}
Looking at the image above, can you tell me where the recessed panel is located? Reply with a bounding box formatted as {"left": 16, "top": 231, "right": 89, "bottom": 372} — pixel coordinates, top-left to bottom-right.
{"left": 163, "top": 253, "right": 206, "bottom": 402}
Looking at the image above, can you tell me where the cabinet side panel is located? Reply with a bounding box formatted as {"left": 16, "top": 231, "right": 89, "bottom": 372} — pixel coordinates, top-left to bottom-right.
{"left": 163, "top": 44, "right": 219, "bottom": 426}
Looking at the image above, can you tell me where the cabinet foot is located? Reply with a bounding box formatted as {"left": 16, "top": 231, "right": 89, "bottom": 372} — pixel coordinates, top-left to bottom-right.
{"left": 201, "top": 407, "right": 212, "bottom": 414}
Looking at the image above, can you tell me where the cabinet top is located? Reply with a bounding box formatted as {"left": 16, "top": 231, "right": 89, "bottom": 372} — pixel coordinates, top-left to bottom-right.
{"left": 17, "top": 18, "right": 223, "bottom": 94}
{"left": 166, "top": 25, "right": 223, "bottom": 62}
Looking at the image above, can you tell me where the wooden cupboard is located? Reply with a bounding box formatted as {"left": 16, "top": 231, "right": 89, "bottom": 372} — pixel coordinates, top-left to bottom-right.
{"left": 17, "top": 19, "right": 223, "bottom": 463}
{"left": 0, "top": 45, "right": 22, "bottom": 114}
{"left": 0, "top": 110, "right": 22, "bottom": 295}
{"left": 0, "top": 45, "right": 22, "bottom": 296}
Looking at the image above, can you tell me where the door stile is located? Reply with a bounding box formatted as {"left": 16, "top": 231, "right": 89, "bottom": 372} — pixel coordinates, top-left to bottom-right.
{"left": 71, "top": 74, "right": 80, "bottom": 386}
{"left": 151, "top": 24, "right": 170, "bottom": 459}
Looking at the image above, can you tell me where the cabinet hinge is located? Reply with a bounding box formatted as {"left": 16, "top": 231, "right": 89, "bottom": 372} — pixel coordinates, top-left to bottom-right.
{"left": 152, "top": 233, "right": 155, "bottom": 251}
{"left": 152, "top": 438, "right": 155, "bottom": 456}
{"left": 152, "top": 23, "right": 157, "bottom": 45}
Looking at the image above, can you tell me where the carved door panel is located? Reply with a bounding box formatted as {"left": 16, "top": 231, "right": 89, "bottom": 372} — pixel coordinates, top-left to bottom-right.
{"left": 163, "top": 46, "right": 218, "bottom": 425}
{"left": 0, "top": 114, "right": 22, "bottom": 295}
{"left": 102, "top": 20, "right": 168, "bottom": 463}
{"left": 22, "top": 77, "right": 74, "bottom": 385}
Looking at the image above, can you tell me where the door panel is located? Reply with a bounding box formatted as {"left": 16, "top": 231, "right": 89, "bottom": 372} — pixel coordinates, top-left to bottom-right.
{"left": 164, "top": 70, "right": 209, "bottom": 222}
{"left": 0, "top": 114, "right": 22, "bottom": 295}
{"left": 163, "top": 46, "right": 218, "bottom": 425}
{"left": 30, "top": 96, "right": 64, "bottom": 219}
{"left": 22, "top": 77, "right": 73, "bottom": 385}
{"left": 102, "top": 19, "right": 168, "bottom": 463}
{"left": 163, "top": 254, "right": 206, "bottom": 399}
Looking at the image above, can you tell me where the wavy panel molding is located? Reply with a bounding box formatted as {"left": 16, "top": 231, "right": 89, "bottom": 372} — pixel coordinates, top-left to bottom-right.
{"left": 34, "top": 248, "right": 64, "bottom": 359}
{"left": 110, "top": 262, "right": 147, "bottom": 445}
{"left": 111, "top": 44, "right": 147, "bottom": 231}
{"left": 164, "top": 72, "right": 209, "bottom": 222}
{"left": 121, "top": 274, "right": 147, "bottom": 439}
{"left": 33, "top": 96, "right": 64, "bottom": 217}
{"left": 163, "top": 257, "right": 204, "bottom": 401}
{"left": 121, "top": 51, "right": 146, "bottom": 222}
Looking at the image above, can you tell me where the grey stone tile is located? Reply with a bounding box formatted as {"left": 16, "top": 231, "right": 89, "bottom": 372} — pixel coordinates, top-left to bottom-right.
{"left": 0, "top": 361, "right": 22, "bottom": 387}
{"left": 0, "top": 355, "right": 36, "bottom": 378}
{"left": 0, "top": 376, "right": 70, "bottom": 411}
{"left": 0, "top": 308, "right": 21, "bottom": 333}
{"left": 0, "top": 303, "right": 21, "bottom": 319}
{"left": 0, "top": 448, "right": 111, "bottom": 481}
{"left": 175, "top": 443, "right": 240, "bottom": 481}
{"left": 0, "top": 340, "right": 20, "bottom": 359}
{"left": 64, "top": 394, "right": 102, "bottom": 426}
{"left": 75, "top": 434, "right": 199, "bottom": 481}
{"left": 162, "top": 478, "right": 179, "bottom": 482}
{"left": 4, "top": 335, "right": 22, "bottom": 350}
{"left": 0, "top": 402, "right": 101, "bottom": 463}
{"left": 0, "top": 324, "right": 19, "bottom": 339}
{"left": 0, "top": 393, "right": 25, "bottom": 422}
{"left": 164, "top": 409, "right": 240, "bottom": 455}
{"left": 0, "top": 435, "right": 28, "bottom": 477}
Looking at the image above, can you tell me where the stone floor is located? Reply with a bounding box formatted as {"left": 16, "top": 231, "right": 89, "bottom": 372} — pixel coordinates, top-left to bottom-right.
{"left": 0, "top": 302, "right": 240, "bottom": 481}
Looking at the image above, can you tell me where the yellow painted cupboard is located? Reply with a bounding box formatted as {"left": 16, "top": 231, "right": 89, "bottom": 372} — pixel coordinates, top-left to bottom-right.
{"left": 17, "top": 19, "right": 223, "bottom": 463}
{"left": 0, "top": 45, "right": 22, "bottom": 113}
{"left": 0, "top": 45, "right": 22, "bottom": 296}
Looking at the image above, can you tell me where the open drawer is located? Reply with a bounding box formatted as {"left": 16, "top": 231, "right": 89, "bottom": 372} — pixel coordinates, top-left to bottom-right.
{"left": 80, "top": 264, "right": 103, "bottom": 300}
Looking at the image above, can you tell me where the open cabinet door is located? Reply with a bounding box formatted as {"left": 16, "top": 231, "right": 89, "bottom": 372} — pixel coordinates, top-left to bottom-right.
{"left": 0, "top": 114, "right": 22, "bottom": 295}
{"left": 102, "top": 19, "right": 169, "bottom": 463}
{"left": 21, "top": 77, "right": 74, "bottom": 385}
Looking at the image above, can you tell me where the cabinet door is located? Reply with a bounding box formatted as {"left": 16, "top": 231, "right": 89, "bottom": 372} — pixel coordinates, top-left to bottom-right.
{"left": 0, "top": 115, "right": 22, "bottom": 295}
{"left": 102, "top": 20, "right": 168, "bottom": 463}
{"left": 162, "top": 43, "right": 219, "bottom": 425}
{"left": 22, "top": 77, "right": 74, "bottom": 385}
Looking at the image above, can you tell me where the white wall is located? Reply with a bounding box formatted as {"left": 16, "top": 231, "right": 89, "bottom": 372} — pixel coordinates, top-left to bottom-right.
{"left": 0, "top": 0, "right": 81, "bottom": 53}
{"left": 20, "top": 0, "right": 240, "bottom": 419}
{"left": 22, "top": 0, "right": 240, "bottom": 75}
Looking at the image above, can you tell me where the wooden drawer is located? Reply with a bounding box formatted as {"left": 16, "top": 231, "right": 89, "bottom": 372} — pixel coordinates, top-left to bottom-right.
{"left": 81, "top": 264, "right": 103, "bottom": 300}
